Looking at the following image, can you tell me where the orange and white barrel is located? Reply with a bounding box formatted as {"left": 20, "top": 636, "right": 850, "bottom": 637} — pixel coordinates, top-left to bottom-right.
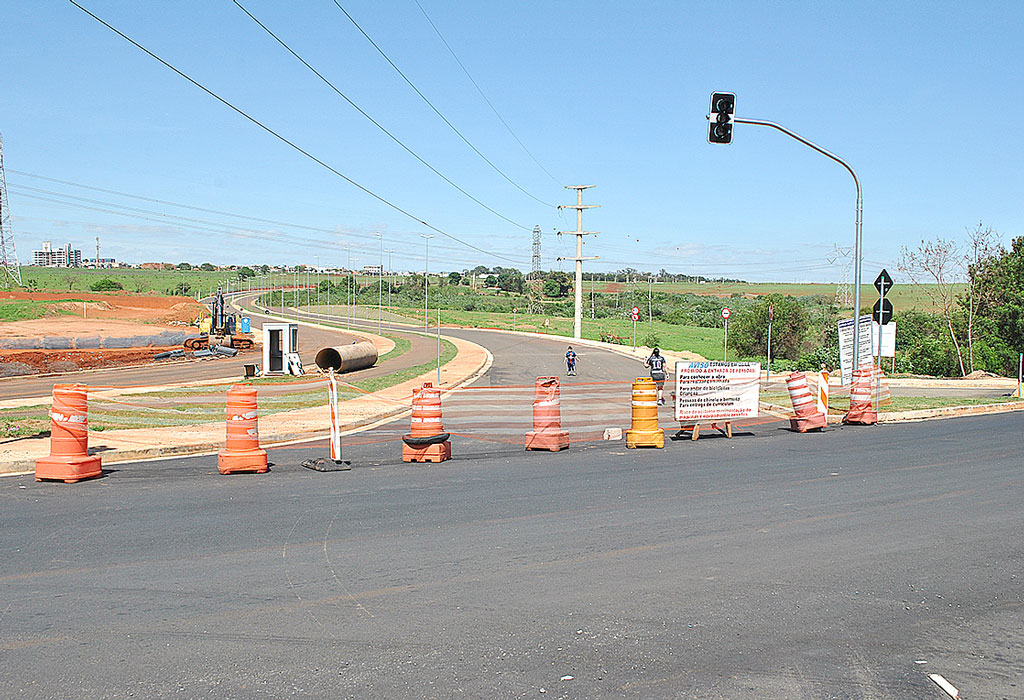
{"left": 785, "top": 372, "right": 827, "bottom": 432}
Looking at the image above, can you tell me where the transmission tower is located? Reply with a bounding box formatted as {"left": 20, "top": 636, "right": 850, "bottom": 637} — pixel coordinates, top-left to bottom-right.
{"left": 829, "top": 243, "right": 853, "bottom": 309}
{"left": 0, "top": 134, "right": 23, "bottom": 287}
{"left": 529, "top": 225, "right": 542, "bottom": 313}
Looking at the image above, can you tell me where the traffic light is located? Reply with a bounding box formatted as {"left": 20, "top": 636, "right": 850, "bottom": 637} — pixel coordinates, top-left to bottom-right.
{"left": 708, "top": 92, "right": 735, "bottom": 144}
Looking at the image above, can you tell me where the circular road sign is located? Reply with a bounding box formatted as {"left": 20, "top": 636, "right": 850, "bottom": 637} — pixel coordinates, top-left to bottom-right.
{"left": 630, "top": 312, "right": 639, "bottom": 321}
{"left": 721, "top": 307, "right": 731, "bottom": 320}
{"left": 631, "top": 306, "right": 640, "bottom": 315}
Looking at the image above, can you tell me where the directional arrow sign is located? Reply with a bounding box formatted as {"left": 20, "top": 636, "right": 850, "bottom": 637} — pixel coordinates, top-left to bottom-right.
{"left": 874, "top": 268, "right": 894, "bottom": 296}
{"left": 872, "top": 298, "right": 894, "bottom": 325}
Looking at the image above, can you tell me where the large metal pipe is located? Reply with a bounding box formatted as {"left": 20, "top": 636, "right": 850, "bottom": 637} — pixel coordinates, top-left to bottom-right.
{"left": 315, "top": 341, "right": 378, "bottom": 373}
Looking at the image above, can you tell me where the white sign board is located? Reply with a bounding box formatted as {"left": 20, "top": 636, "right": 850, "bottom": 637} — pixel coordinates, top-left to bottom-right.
{"left": 871, "top": 321, "right": 896, "bottom": 358}
{"left": 837, "top": 316, "right": 874, "bottom": 385}
{"left": 674, "top": 361, "right": 761, "bottom": 423}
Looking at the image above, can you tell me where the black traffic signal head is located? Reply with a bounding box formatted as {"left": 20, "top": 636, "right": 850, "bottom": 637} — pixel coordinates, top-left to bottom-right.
{"left": 708, "top": 92, "right": 735, "bottom": 144}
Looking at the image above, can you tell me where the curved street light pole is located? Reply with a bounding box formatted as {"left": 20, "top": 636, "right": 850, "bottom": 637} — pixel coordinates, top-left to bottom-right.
{"left": 733, "top": 116, "right": 864, "bottom": 373}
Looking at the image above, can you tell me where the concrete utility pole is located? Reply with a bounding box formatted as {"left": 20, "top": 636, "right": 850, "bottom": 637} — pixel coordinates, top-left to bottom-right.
{"left": 557, "top": 185, "right": 599, "bottom": 340}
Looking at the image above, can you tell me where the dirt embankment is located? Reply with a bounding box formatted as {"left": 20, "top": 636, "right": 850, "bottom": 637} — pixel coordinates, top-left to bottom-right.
{"left": 0, "top": 292, "right": 211, "bottom": 376}
{"left": 0, "top": 290, "right": 207, "bottom": 324}
{"left": 0, "top": 347, "right": 182, "bottom": 377}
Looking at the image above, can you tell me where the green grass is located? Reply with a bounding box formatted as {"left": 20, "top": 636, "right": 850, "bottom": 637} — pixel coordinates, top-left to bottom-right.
{"left": 0, "top": 300, "right": 76, "bottom": 322}
{"left": 20, "top": 266, "right": 243, "bottom": 296}
{"left": 380, "top": 305, "right": 724, "bottom": 359}
{"left": 762, "top": 392, "right": 1020, "bottom": 413}
{"left": 597, "top": 280, "right": 956, "bottom": 313}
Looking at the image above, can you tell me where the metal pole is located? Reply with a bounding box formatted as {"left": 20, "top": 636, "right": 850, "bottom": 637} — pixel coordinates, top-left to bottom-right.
{"left": 1018, "top": 353, "right": 1022, "bottom": 399}
{"left": 648, "top": 276, "right": 653, "bottom": 332}
{"left": 346, "top": 247, "right": 351, "bottom": 330}
{"left": 436, "top": 307, "right": 441, "bottom": 385}
{"left": 766, "top": 320, "right": 772, "bottom": 387}
{"left": 385, "top": 249, "right": 395, "bottom": 329}
{"left": 377, "top": 233, "right": 383, "bottom": 336}
{"left": 875, "top": 281, "right": 885, "bottom": 414}
{"left": 733, "top": 116, "right": 864, "bottom": 377}
{"left": 724, "top": 317, "right": 729, "bottom": 361}
{"left": 420, "top": 234, "right": 433, "bottom": 333}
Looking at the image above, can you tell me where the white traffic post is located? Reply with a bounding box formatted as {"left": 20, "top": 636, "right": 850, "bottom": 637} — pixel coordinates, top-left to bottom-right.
{"left": 328, "top": 369, "right": 342, "bottom": 462}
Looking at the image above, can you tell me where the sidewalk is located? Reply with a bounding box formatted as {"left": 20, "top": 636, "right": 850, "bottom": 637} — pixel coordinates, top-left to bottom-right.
{"left": 0, "top": 331, "right": 491, "bottom": 475}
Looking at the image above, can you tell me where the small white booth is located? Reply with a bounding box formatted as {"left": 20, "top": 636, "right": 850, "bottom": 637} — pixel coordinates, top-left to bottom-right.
{"left": 262, "top": 322, "right": 300, "bottom": 375}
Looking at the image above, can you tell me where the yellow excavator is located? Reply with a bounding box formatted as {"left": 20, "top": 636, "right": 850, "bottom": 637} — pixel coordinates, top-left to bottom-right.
{"left": 183, "top": 287, "right": 255, "bottom": 351}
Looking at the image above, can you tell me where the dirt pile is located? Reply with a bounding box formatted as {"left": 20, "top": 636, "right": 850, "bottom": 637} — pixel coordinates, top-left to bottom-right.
{"left": 0, "top": 291, "right": 207, "bottom": 324}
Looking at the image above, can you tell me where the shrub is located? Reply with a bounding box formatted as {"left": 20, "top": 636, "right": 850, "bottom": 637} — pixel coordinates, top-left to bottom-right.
{"left": 89, "top": 278, "right": 123, "bottom": 292}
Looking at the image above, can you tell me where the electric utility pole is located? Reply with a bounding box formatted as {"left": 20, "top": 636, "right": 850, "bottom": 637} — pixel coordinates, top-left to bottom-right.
{"left": 557, "top": 185, "right": 599, "bottom": 340}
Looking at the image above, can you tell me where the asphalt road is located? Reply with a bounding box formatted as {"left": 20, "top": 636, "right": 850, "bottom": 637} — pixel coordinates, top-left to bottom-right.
{"left": 2, "top": 311, "right": 1021, "bottom": 698}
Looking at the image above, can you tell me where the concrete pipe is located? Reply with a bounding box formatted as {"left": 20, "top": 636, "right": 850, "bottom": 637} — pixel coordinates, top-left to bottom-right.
{"left": 315, "top": 341, "right": 378, "bottom": 373}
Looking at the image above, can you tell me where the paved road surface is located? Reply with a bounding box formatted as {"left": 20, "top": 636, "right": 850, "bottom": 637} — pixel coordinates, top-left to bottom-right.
{"left": 3, "top": 411, "right": 1020, "bottom": 699}
{"left": 3, "top": 307, "right": 1021, "bottom": 698}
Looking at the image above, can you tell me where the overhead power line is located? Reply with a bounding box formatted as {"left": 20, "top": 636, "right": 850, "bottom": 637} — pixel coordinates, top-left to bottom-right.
{"left": 412, "top": 0, "right": 563, "bottom": 188}
{"left": 330, "top": 0, "right": 557, "bottom": 208}
{"left": 9, "top": 175, "right": 534, "bottom": 265}
{"left": 231, "top": 0, "right": 531, "bottom": 232}
{"left": 66, "top": 0, "right": 527, "bottom": 266}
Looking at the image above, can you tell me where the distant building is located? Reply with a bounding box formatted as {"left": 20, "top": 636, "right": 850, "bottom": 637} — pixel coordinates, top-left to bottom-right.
{"left": 362, "top": 264, "right": 383, "bottom": 275}
{"left": 32, "top": 241, "right": 82, "bottom": 268}
{"left": 140, "top": 262, "right": 166, "bottom": 270}
{"left": 84, "top": 258, "right": 118, "bottom": 268}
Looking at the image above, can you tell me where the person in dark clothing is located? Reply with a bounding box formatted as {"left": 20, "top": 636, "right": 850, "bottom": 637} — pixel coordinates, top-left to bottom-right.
{"left": 565, "top": 346, "right": 578, "bottom": 376}
{"left": 644, "top": 347, "right": 668, "bottom": 405}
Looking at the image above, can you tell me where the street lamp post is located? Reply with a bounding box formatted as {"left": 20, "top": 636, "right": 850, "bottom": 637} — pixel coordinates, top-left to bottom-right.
{"left": 385, "top": 249, "right": 395, "bottom": 329}
{"left": 374, "top": 232, "right": 383, "bottom": 336}
{"left": 420, "top": 234, "right": 434, "bottom": 333}
{"left": 724, "top": 112, "right": 865, "bottom": 375}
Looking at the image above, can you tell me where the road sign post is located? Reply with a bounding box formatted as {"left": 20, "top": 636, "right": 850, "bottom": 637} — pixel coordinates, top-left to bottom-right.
{"left": 722, "top": 307, "right": 731, "bottom": 361}
{"left": 872, "top": 269, "right": 894, "bottom": 413}
{"left": 766, "top": 302, "right": 773, "bottom": 387}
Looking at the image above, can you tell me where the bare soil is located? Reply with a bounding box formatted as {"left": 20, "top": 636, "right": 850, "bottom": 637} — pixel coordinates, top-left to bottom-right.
{"left": 0, "top": 293, "right": 213, "bottom": 376}
{"left": 0, "top": 347, "right": 182, "bottom": 376}
{"left": 0, "top": 291, "right": 206, "bottom": 324}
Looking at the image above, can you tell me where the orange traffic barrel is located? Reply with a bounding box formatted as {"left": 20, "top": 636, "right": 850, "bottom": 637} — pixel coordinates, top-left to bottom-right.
{"left": 873, "top": 367, "right": 891, "bottom": 406}
{"left": 785, "top": 371, "right": 827, "bottom": 432}
{"left": 625, "top": 377, "right": 664, "bottom": 448}
{"left": 402, "top": 382, "right": 451, "bottom": 463}
{"left": 217, "top": 384, "right": 269, "bottom": 474}
{"left": 525, "top": 376, "right": 570, "bottom": 451}
{"left": 35, "top": 383, "right": 102, "bottom": 483}
{"left": 842, "top": 368, "right": 878, "bottom": 425}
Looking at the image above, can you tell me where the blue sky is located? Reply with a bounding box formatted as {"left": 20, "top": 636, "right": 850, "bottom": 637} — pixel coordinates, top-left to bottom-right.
{"left": 3, "top": 1, "right": 1021, "bottom": 281}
